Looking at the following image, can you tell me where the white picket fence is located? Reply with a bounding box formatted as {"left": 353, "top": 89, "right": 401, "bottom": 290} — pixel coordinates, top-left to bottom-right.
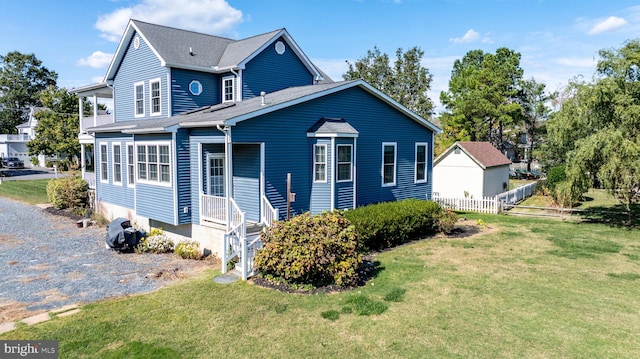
{"left": 433, "top": 181, "right": 538, "bottom": 214}
{"left": 432, "top": 195, "right": 501, "bottom": 214}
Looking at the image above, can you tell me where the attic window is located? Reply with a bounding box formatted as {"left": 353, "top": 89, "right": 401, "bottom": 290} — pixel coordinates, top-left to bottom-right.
{"left": 275, "top": 41, "right": 285, "bottom": 55}
{"left": 133, "top": 36, "right": 140, "bottom": 50}
{"left": 454, "top": 147, "right": 461, "bottom": 154}
{"left": 189, "top": 80, "right": 203, "bottom": 96}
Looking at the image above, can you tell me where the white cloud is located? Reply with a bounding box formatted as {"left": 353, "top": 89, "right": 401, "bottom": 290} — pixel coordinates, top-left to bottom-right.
{"left": 77, "top": 51, "right": 114, "bottom": 68}
{"left": 588, "top": 16, "right": 628, "bottom": 35}
{"left": 450, "top": 29, "right": 480, "bottom": 44}
{"left": 95, "top": 0, "right": 243, "bottom": 42}
{"left": 553, "top": 57, "right": 597, "bottom": 68}
{"left": 311, "top": 58, "right": 350, "bottom": 81}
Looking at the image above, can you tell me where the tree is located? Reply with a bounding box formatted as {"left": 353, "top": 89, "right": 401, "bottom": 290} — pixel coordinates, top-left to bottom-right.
{"left": 0, "top": 51, "right": 57, "bottom": 133}
{"left": 544, "top": 40, "right": 640, "bottom": 212}
{"left": 439, "top": 48, "right": 523, "bottom": 152}
{"left": 516, "top": 78, "right": 553, "bottom": 171}
{"left": 27, "top": 86, "right": 80, "bottom": 161}
{"left": 344, "top": 46, "right": 434, "bottom": 119}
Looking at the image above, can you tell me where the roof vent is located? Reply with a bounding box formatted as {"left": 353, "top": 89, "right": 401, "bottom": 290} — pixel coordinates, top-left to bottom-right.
{"left": 189, "top": 47, "right": 194, "bottom": 56}
{"left": 260, "top": 91, "right": 266, "bottom": 106}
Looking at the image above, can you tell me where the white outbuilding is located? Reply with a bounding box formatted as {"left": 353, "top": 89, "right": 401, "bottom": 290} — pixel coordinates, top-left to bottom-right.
{"left": 433, "top": 141, "right": 511, "bottom": 199}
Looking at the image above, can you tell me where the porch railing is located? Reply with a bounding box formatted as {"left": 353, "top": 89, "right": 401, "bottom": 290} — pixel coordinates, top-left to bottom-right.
{"left": 83, "top": 172, "right": 96, "bottom": 189}
{"left": 201, "top": 194, "right": 227, "bottom": 223}
{"left": 260, "top": 193, "right": 279, "bottom": 226}
{"left": 222, "top": 198, "right": 249, "bottom": 278}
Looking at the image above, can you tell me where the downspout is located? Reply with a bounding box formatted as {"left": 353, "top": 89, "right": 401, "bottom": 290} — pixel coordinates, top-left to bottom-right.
{"left": 330, "top": 137, "right": 335, "bottom": 211}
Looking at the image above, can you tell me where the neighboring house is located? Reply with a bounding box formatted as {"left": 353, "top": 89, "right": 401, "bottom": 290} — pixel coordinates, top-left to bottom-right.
{"left": 77, "top": 19, "right": 440, "bottom": 279}
{"left": 0, "top": 107, "right": 46, "bottom": 167}
{"left": 433, "top": 141, "right": 511, "bottom": 199}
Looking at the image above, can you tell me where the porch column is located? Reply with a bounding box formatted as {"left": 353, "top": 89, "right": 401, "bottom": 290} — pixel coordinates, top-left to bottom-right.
{"left": 78, "top": 97, "right": 84, "bottom": 131}
{"left": 81, "top": 144, "right": 86, "bottom": 178}
{"left": 93, "top": 94, "right": 98, "bottom": 127}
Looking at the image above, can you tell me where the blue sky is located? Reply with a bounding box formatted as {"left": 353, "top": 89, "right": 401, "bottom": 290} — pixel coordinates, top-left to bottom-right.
{"left": 1, "top": 0, "right": 639, "bottom": 113}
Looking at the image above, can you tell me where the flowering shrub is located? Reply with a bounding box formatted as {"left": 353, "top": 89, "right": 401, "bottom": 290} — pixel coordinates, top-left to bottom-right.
{"left": 137, "top": 229, "right": 174, "bottom": 254}
{"left": 175, "top": 240, "right": 202, "bottom": 259}
{"left": 438, "top": 209, "right": 459, "bottom": 234}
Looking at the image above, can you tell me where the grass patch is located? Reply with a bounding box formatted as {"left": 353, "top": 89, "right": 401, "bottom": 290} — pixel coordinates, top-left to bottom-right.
{"left": 345, "top": 294, "right": 388, "bottom": 316}
{"left": 0, "top": 179, "right": 50, "bottom": 204}
{"left": 607, "top": 273, "right": 640, "bottom": 280}
{"left": 547, "top": 236, "right": 622, "bottom": 259}
{"left": 383, "top": 288, "right": 407, "bottom": 302}
{"left": 3, "top": 214, "right": 640, "bottom": 358}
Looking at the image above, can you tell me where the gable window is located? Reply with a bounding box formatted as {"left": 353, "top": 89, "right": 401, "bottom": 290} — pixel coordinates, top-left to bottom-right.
{"left": 222, "top": 76, "right": 235, "bottom": 103}
{"left": 314, "top": 144, "right": 327, "bottom": 182}
{"left": 150, "top": 78, "right": 161, "bottom": 115}
{"left": 337, "top": 145, "right": 352, "bottom": 182}
{"left": 100, "top": 143, "right": 108, "bottom": 183}
{"left": 113, "top": 144, "right": 122, "bottom": 185}
{"left": 382, "top": 143, "right": 397, "bottom": 186}
{"left": 127, "top": 144, "right": 135, "bottom": 186}
{"left": 137, "top": 143, "right": 171, "bottom": 185}
{"left": 134, "top": 82, "right": 145, "bottom": 117}
{"left": 415, "top": 143, "right": 428, "bottom": 183}
{"left": 189, "top": 80, "right": 203, "bottom": 96}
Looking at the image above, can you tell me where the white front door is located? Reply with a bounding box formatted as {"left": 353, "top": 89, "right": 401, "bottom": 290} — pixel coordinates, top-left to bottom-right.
{"left": 207, "top": 153, "right": 225, "bottom": 196}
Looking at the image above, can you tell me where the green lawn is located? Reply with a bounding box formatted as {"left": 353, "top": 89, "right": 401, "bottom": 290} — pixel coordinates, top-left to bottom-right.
{"left": 0, "top": 178, "right": 50, "bottom": 204}
{"left": 3, "top": 213, "right": 640, "bottom": 358}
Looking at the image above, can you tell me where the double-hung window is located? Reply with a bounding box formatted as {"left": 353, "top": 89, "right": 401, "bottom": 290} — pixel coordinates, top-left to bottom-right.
{"left": 336, "top": 145, "right": 353, "bottom": 182}
{"left": 134, "top": 82, "right": 145, "bottom": 117}
{"left": 222, "top": 76, "right": 235, "bottom": 103}
{"left": 314, "top": 144, "right": 327, "bottom": 182}
{"left": 113, "top": 144, "right": 122, "bottom": 185}
{"left": 127, "top": 144, "right": 135, "bottom": 186}
{"left": 150, "top": 78, "right": 161, "bottom": 116}
{"left": 415, "top": 143, "right": 428, "bottom": 183}
{"left": 100, "top": 143, "right": 108, "bottom": 183}
{"left": 136, "top": 143, "right": 171, "bottom": 185}
{"left": 382, "top": 143, "right": 397, "bottom": 186}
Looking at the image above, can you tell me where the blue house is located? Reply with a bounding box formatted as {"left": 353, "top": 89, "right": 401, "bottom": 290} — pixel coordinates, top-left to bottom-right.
{"left": 75, "top": 20, "right": 440, "bottom": 279}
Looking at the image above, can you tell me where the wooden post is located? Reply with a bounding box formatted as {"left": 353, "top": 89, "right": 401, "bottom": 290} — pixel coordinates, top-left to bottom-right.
{"left": 286, "top": 172, "right": 291, "bottom": 221}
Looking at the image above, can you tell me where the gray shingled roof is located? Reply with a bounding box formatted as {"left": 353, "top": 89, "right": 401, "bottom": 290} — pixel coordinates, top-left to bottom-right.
{"left": 132, "top": 20, "right": 235, "bottom": 68}
{"left": 217, "top": 30, "right": 283, "bottom": 69}
{"left": 307, "top": 118, "right": 359, "bottom": 135}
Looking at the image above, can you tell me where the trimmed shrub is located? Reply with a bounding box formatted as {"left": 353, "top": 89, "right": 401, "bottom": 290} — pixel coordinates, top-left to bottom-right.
{"left": 46, "top": 175, "right": 89, "bottom": 210}
{"left": 545, "top": 165, "right": 566, "bottom": 193}
{"left": 175, "top": 240, "right": 202, "bottom": 259}
{"left": 342, "top": 199, "right": 441, "bottom": 252}
{"left": 254, "top": 211, "right": 361, "bottom": 288}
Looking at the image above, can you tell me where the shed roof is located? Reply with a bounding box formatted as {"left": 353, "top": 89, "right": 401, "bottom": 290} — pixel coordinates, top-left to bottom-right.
{"left": 435, "top": 141, "right": 511, "bottom": 169}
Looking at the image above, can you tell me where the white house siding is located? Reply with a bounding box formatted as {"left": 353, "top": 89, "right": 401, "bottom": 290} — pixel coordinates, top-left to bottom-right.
{"left": 433, "top": 151, "right": 484, "bottom": 199}
{"left": 483, "top": 166, "right": 510, "bottom": 197}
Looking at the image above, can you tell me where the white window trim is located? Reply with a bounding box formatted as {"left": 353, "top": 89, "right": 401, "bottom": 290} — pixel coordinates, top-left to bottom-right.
{"left": 149, "top": 78, "right": 162, "bottom": 116}
{"left": 336, "top": 144, "right": 353, "bottom": 183}
{"left": 222, "top": 75, "right": 235, "bottom": 103}
{"left": 134, "top": 81, "right": 145, "bottom": 118}
{"left": 136, "top": 141, "right": 172, "bottom": 187}
{"left": 126, "top": 143, "right": 135, "bottom": 188}
{"left": 99, "top": 142, "right": 109, "bottom": 184}
{"left": 415, "top": 142, "right": 428, "bottom": 184}
{"left": 381, "top": 142, "right": 397, "bottom": 187}
{"left": 112, "top": 144, "right": 122, "bottom": 186}
{"left": 313, "top": 144, "right": 327, "bottom": 183}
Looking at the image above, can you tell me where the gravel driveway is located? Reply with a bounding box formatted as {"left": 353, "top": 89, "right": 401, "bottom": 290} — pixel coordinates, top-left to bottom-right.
{"left": 0, "top": 197, "right": 214, "bottom": 322}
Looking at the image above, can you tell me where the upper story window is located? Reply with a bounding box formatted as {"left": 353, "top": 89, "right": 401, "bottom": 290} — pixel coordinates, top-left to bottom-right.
{"left": 134, "top": 82, "right": 145, "bottom": 117}
{"left": 222, "top": 76, "right": 235, "bottom": 103}
{"left": 150, "top": 78, "right": 161, "bottom": 116}
{"left": 314, "top": 144, "right": 327, "bottom": 182}
{"left": 337, "top": 145, "right": 353, "bottom": 182}
{"left": 415, "top": 143, "right": 428, "bottom": 183}
{"left": 189, "top": 80, "right": 203, "bottom": 96}
{"left": 382, "top": 142, "right": 397, "bottom": 187}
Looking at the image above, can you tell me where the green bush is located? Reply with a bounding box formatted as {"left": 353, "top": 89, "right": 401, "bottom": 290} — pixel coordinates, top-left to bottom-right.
{"left": 342, "top": 199, "right": 441, "bottom": 252}
{"left": 46, "top": 175, "right": 89, "bottom": 210}
{"left": 138, "top": 231, "right": 174, "bottom": 254}
{"left": 438, "top": 209, "right": 459, "bottom": 234}
{"left": 254, "top": 211, "right": 361, "bottom": 288}
{"left": 175, "top": 240, "right": 202, "bottom": 259}
{"left": 545, "top": 165, "right": 567, "bottom": 193}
